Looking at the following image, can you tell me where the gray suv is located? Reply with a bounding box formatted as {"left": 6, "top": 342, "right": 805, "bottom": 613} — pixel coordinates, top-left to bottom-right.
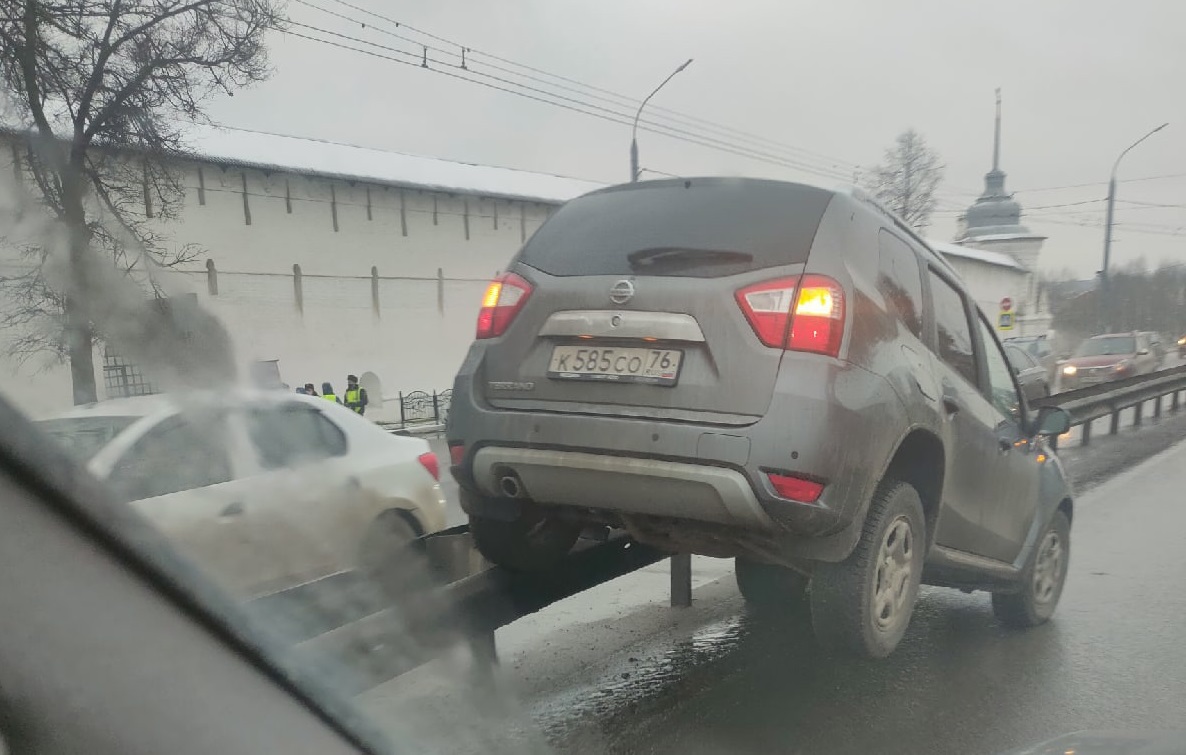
{"left": 447, "top": 178, "right": 1074, "bottom": 658}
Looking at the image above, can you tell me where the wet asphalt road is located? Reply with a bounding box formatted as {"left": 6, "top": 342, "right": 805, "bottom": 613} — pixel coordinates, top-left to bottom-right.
{"left": 416, "top": 397, "right": 1186, "bottom": 754}
{"left": 522, "top": 417, "right": 1186, "bottom": 754}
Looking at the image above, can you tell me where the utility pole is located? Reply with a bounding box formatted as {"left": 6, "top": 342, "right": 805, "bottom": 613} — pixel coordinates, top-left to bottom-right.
{"left": 1101, "top": 123, "right": 1168, "bottom": 331}
{"left": 630, "top": 59, "right": 693, "bottom": 182}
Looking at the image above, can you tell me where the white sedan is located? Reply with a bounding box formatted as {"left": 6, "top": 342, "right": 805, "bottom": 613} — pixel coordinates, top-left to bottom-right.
{"left": 37, "top": 391, "right": 447, "bottom": 599}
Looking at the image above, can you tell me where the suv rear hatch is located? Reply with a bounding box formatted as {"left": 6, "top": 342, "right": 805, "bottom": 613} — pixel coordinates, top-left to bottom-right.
{"left": 479, "top": 178, "right": 835, "bottom": 424}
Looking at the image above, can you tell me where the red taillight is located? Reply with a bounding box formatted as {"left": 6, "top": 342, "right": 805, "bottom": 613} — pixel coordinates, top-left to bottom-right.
{"left": 766, "top": 472, "right": 824, "bottom": 503}
{"left": 448, "top": 443, "right": 465, "bottom": 466}
{"left": 476, "top": 272, "right": 532, "bottom": 339}
{"left": 735, "top": 277, "right": 798, "bottom": 347}
{"left": 418, "top": 451, "right": 440, "bottom": 481}
{"left": 735, "top": 274, "right": 845, "bottom": 357}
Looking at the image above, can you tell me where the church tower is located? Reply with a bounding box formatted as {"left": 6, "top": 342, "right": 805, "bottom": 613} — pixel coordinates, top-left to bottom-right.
{"left": 956, "top": 90, "right": 1046, "bottom": 275}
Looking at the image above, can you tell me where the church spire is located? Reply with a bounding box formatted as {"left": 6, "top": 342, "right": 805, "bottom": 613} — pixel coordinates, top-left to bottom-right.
{"left": 992, "top": 88, "right": 1002, "bottom": 172}
{"left": 960, "top": 88, "right": 1029, "bottom": 239}
{"left": 980, "top": 87, "right": 1007, "bottom": 199}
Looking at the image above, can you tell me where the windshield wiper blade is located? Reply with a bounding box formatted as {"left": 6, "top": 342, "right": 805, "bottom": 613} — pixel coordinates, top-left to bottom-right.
{"left": 626, "top": 247, "right": 754, "bottom": 270}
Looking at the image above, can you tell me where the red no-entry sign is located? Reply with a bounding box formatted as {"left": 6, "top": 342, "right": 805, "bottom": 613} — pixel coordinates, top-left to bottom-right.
{"left": 1000, "top": 297, "right": 1013, "bottom": 312}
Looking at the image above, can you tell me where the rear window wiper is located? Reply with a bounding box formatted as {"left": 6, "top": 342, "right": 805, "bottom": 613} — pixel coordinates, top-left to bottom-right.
{"left": 626, "top": 247, "right": 754, "bottom": 270}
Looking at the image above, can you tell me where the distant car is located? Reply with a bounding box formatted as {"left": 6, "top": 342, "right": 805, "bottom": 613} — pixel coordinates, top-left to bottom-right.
{"left": 1058, "top": 332, "right": 1159, "bottom": 390}
{"left": 1179, "top": 334, "right": 1186, "bottom": 359}
{"left": 448, "top": 178, "right": 1075, "bottom": 659}
{"left": 1003, "top": 334, "right": 1057, "bottom": 381}
{"left": 1141, "top": 331, "right": 1166, "bottom": 368}
{"left": 1004, "top": 343, "right": 1050, "bottom": 401}
{"left": 37, "top": 391, "right": 447, "bottom": 598}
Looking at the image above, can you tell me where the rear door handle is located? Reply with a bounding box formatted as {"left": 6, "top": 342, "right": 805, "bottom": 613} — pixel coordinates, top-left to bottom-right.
{"left": 220, "top": 501, "right": 244, "bottom": 518}
{"left": 942, "top": 397, "right": 961, "bottom": 417}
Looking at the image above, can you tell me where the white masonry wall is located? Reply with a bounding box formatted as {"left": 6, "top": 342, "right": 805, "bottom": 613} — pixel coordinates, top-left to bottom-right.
{"left": 0, "top": 147, "right": 558, "bottom": 419}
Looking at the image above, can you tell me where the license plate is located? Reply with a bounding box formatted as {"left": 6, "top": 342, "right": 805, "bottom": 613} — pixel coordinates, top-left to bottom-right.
{"left": 547, "top": 345, "right": 683, "bottom": 385}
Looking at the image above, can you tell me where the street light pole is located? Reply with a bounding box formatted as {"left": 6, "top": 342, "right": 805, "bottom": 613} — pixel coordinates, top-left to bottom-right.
{"left": 630, "top": 58, "right": 693, "bottom": 182}
{"left": 1100, "top": 122, "right": 1168, "bottom": 331}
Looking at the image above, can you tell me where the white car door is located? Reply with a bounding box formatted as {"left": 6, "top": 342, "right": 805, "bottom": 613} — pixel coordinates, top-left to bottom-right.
{"left": 105, "top": 411, "right": 273, "bottom": 598}
{"left": 233, "top": 401, "right": 370, "bottom": 590}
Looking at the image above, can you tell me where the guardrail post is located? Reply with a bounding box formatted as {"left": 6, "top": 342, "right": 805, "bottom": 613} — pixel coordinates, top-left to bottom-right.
{"left": 1110, "top": 408, "right": 1121, "bottom": 435}
{"left": 671, "top": 553, "right": 692, "bottom": 607}
{"left": 399, "top": 392, "right": 406, "bottom": 426}
{"left": 1080, "top": 420, "right": 1091, "bottom": 446}
{"left": 1134, "top": 401, "right": 1144, "bottom": 427}
{"left": 1174, "top": 391, "right": 1181, "bottom": 412}
{"left": 432, "top": 391, "right": 440, "bottom": 423}
{"left": 1155, "top": 395, "right": 1163, "bottom": 418}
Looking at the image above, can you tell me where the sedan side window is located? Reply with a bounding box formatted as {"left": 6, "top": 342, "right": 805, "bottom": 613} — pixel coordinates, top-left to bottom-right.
{"left": 1005, "top": 344, "right": 1036, "bottom": 370}
{"left": 247, "top": 404, "right": 348, "bottom": 470}
{"left": 108, "top": 415, "right": 233, "bottom": 500}
{"left": 978, "top": 317, "right": 1024, "bottom": 422}
{"left": 927, "top": 271, "right": 977, "bottom": 386}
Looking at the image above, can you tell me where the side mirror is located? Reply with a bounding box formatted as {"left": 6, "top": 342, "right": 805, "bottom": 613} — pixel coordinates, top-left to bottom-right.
{"left": 1032, "top": 406, "right": 1071, "bottom": 437}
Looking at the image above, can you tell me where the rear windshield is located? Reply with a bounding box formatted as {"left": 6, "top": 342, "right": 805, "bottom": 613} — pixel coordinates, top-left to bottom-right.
{"left": 37, "top": 416, "right": 139, "bottom": 463}
{"left": 1075, "top": 336, "right": 1135, "bottom": 357}
{"left": 516, "top": 179, "right": 833, "bottom": 277}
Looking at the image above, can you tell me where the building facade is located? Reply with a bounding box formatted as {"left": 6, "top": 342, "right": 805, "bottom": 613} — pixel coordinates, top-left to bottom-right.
{"left": 0, "top": 128, "right": 600, "bottom": 418}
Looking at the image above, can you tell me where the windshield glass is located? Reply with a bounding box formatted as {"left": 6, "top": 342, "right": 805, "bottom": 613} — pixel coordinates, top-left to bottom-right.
{"left": 515, "top": 180, "right": 832, "bottom": 277}
{"left": 35, "top": 416, "right": 139, "bottom": 463}
{"left": 1075, "top": 336, "right": 1136, "bottom": 357}
{"left": 4, "top": 3, "right": 1186, "bottom": 754}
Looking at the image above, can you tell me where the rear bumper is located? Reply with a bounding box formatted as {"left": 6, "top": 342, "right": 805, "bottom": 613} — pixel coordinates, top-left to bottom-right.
{"left": 471, "top": 446, "right": 777, "bottom": 530}
{"left": 447, "top": 349, "right": 909, "bottom": 546}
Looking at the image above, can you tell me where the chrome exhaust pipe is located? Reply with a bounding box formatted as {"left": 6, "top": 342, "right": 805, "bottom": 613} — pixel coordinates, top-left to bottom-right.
{"left": 499, "top": 474, "right": 524, "bottom": 499}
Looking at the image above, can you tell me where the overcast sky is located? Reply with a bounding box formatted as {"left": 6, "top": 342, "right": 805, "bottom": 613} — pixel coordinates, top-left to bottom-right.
{"left": 207, "top": 0, "right": 1186, "bottom": 277}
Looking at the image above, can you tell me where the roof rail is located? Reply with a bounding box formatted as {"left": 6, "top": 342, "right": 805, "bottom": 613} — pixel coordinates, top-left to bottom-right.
{"left": 840, "top": 186, "right": 961, "bottom": 278}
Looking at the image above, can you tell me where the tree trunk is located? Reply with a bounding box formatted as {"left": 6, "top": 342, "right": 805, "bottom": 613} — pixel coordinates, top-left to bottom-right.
{"left": 61, "top": 162, "right": 97, "bottom": 405}
{"left": 64, "top": 293, "right": 96, "bottom": 405}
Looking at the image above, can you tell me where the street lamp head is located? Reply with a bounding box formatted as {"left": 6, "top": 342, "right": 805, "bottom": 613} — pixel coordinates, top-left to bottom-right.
{"left": 1154, "top": 122, "right": 1169, "bottom": 133}
{"left": 677, "top": 58, "right": 694, "bottom": 73}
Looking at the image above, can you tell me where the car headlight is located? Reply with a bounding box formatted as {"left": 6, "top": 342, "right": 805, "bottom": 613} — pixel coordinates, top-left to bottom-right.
{"left": 1115, "top": 360, "right": 1132, "bottom": 371}
{"left": 1178, "top": 337, "right": 1185, "bottom": 346}
{"left": 1062, "top": 365, "right": 1077, "bottom": 376}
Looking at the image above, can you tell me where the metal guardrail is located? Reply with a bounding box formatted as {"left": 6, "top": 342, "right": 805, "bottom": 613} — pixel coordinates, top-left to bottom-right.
{"left": 1034, "top": 363, "right": 1186, "bottom": 448}
{"left": 288, "top": 364, "right": 1186, "bottom": 691}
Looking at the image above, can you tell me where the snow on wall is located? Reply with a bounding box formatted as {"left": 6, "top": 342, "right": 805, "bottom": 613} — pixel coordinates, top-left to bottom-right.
{"left": 185, "top": 125, "right": 606, "bottom": 205}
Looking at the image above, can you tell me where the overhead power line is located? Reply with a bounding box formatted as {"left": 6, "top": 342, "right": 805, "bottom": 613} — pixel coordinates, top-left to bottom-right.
{"left": 282, "top": 24, "right": 856, "bottom": 182}
{"left": 300, "top": 0, "right": 863, "bottom": 177}
{"left": 1013, "top": 173, "right": 1186, "bottom": 194}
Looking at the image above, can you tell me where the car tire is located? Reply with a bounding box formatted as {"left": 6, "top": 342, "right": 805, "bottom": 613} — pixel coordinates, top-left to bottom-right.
{"left": 810, "top": 479, "right": 925, "bottom": 659}
{"left": 735, "top": 558, "right": 809, "bottom": 611}
{"left": 359, "top": 510, "right": 435, "bottom": 605}
{"left": 469, "top": 509, "right": 581, "bottom": 572}
{"left": 992, "top": 510, "right": 1070, "bottom": 628}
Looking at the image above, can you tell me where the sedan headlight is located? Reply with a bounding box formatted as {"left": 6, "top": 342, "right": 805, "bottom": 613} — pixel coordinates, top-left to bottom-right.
{"left": 1115, "top": 359, "right": 1132, "bottom": 372}
{"left": 1178, "top": 337, "right": 1185, "bottom": 346}
{"left": 1062, "top": 365, "right": 1077, "bottom": 376}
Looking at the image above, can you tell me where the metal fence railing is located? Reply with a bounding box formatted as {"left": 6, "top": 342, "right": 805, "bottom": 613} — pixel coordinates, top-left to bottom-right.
{"left": 376, "top": 389, "right": 452, "bottom": 435}
{"left": 1035, "top": 364, "right": 1186, "bottom": 449}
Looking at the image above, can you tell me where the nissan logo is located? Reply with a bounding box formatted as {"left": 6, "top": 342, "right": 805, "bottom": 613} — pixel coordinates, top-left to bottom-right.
{"left": 609, "top": 279, "right": 635, "bottom": 305}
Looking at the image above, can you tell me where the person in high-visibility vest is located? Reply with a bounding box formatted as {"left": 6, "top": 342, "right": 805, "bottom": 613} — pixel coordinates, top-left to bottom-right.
{"left": 344, "top": 374, "right": 369, "bottom": 415}
{"left": 321, "top": 382, "right": 341, "bottom": 404}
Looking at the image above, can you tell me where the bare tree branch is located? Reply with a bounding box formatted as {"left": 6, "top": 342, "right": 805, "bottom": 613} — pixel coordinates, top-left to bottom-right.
{"left": 0, "top": 0, "right": 281, "bottom": 402}
{"left": 865, "top": 129, "right": 945, "bottom": 232}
